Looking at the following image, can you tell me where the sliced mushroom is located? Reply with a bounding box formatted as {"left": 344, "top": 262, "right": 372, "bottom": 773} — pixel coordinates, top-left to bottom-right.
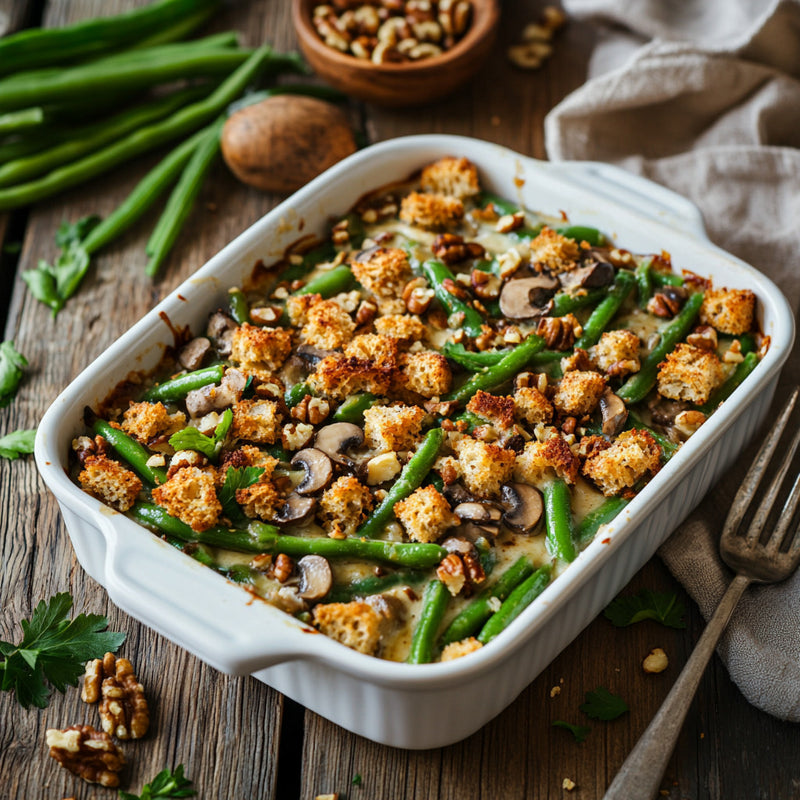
{"left": 184, "top": 367, "right": 244, "bottom": 418}
{"left": 207, "top": 310, "right": 238, "bottom": 357}
{"left": 178, "top": 336, "right": 211, "bottom": 370}
{"left": 296, "top": 555, "right": 332, "bottom": 600}
{"left": 442, "top": 481, "right": 473, "bottom": 506}
{"left": 291, "top": 448, "right": 334, "bottom": 494}
{"left": 273, "top": 493, "right": 317, "bottom": 525}
{"left": 440, "top": 536, "right": 477, "bottom": 556}
{"left": 296, "top": 343, "right": 336, "bottom": 366}
{"left": 453, "top": 502, "right": 503, "bottom": 528}
{"left": 501, "top": 483, "right": 544, "bottom": 533}
{"left": 499, "top": 274, "right": 559, "bottom": 319}
{"left": 557, "top": 259, "right": 615, "bottom": 292}
{"left": 314, "top": 422, "right": 365, "bottom": 466}
{"left": 600, "top": 388, "right": 628, "bottom": 437}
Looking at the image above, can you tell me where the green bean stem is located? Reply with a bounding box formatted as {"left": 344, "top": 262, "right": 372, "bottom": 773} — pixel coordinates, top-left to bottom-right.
{"left": 422, "top": 260, "right": 485, "bottom": 337}
{"left": 577, "top": 498, "right": 629, "bottom": 546}
{"left": 477, "top": 565, "right": 551, "bottom": 644}
{"left": 0, "top": 106, "right": 44, "bottom": 134}
{"left": 700, "top": 351, "right": 759, "bottom": 414}
{"left": 543, "top": 478, "right": 577, "bottom": 562}
{"left": 142, "top": 364, "right": 224, "bottom": 402}
{"left": 296, "top": 264, "right": 356, "bottom": 297}
{"left": 92, "top": 421, "right": 167, "bottom": 486}
{"left": 407, "top": 580, "right": 450, "bottom": 664}
{"left": 573, "top": 270, "right": 636, "bottom": 350}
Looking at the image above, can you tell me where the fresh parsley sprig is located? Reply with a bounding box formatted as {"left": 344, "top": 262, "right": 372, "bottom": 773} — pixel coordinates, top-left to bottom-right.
{"left": 119, "top": 765, "right": 196, "bottom": 800}
{"left": 0, "top": 592, "right": 125, "bottom": 709}
{"left": 0, "top": 428, "right": 36, "bottom": 460}
{"left": 551, "top": 720, "right": 591, "bottom": 742}
{"left": 218, "top": 465, "right": 265, "bottom": 524}
{"left": 579, "top": 686, "right": 629, "bottom": 721}
{"left": 604, "top": 589, "right": 686, "bottom": 629}
{"left": 168, "top": 408, "right": 232, "bottom": 461}
{"left": 0, "top": 340, "right": 28, "bottom": 407}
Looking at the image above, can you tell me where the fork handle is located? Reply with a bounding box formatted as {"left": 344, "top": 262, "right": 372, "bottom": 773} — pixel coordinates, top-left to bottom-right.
{"left": 603, "top": 572, "right": 752, "bottom": 800}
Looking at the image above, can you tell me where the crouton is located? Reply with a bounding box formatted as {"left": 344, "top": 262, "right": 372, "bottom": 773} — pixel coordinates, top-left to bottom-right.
{"left": 313, "top": 601, "right": 382, "bottom": 655}
{"left": 657, "top": 343, "right": 724, "bottom": 405}
{"left": 284, "top": 292, "right": 322, "bottom": 326}
{"left": 318, "top": 475, "right": 374, "bottom": 538}
{"left": 440, "top": 637, "right": 483, "bottom": 661}
{"left": 344, "top": 333, "right": 400, "bottom": 367}
{"left": 350, "top": 247, "right": 412, "bottom": 300}
{"left": 230, "top": 323, "right": 293, "bottom": 375}
{"left": 373, "top": 314, "right": 425, "bottom": 344}
{"left": 236, "top": 479, "right": 283, "bottom": 521}
{"left": 300, "top": 299, "right": 356, "bottom": 350}
{"left": 231, "top": 399, "right": 282, "bottom": 444}
{"left": 514, "top": 436, "right": 580, "bottom": 485}
{"left": 121, "top": 401, "right": 185, "bottom": 444}
{"left": 467, "top": 390, "right": 515, "bottom": 429}
{"left": 552, "top": 370, "right": 606, "bottom": 417}
{"left": 151, "top": 466, "right": 221, "bottom": 531}
{"left": 454, "top": 437, "right": 515, "bottom": 498}
{"left": 363, "top": 403, "right": 426, "bottom": 452}
{"left": 513, "top": 386, "right": 554, "bottom": 426}
{"left": 699, "top": 287, "right": 756, "bottom": 335}
{"left": 220, "top": 444, "right": 278, "bottom": 474}
{"left": 399, "top": 191, "right": 464, "bottom": 230}
{"left": 529, "top": 227, "right": 581, "bottom": 274}
{"left": 394, "top": 485, "right": 459, "bottom": 543}
{"left": 420, "top": 156, "right": 481, "bottom": 199}
{"left": 401, "top": 351, "right": 452, "bottom": 398}
{"left": 590, "top": 329, "right": 641, "bottom": 377}
{"left": 583, "top": 429, "right": 662, "bottom": 496}
{"left": 309, "top": 354, "right": 395, "bottom": 401}
{"left": 78, "top": 455, "right": 142, "bottom": 512}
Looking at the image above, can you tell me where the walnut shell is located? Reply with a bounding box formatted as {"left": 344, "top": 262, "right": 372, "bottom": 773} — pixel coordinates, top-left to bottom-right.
{"left": 221, "top": 95, "right": 357, "bottom": 194}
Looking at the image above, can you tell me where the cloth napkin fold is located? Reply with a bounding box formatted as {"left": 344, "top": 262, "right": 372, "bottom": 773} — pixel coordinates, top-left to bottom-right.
{"left": 545, "top": 0, "right": 800, "bottom": 721}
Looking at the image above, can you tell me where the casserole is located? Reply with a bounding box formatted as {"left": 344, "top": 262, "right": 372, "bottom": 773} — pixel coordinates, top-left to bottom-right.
{"left": 35, "top": 135, "right": 794, "bottom": 748}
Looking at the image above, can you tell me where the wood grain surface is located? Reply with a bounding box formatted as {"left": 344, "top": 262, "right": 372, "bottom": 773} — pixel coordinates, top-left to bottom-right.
{"left": 1, "top": 2, "right": 798, "bottom": 799}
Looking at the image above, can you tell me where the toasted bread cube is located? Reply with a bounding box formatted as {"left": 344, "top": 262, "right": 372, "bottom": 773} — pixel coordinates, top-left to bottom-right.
{"left": 455, "top": 437, "right": 515, "bottom": 498}
{"left": 285, "top": 292, "right": 322, "bottom": 326}
{"left": 513, "top": 386, "right": 554, "bottom": 426}
{"left": 151, "top": 466, "right": 221, "bottom": 531}
{"left": 309, "top": 354, "right": 394, "bottom": 401}
{"left": 299, "top": 299, "right": 356, "bottom": 350}
{"left": 699, "top": 288, "right": 756, "bottom": 335}
{"left": 230, "top": 323, "right": 293, "bottom": 375}
{"left": 350, "top": 247, "right": 412, "bottom": 300}
{"left": 373, "top": 313, "right": 425, "bottom": 344}
{"left": 583, "top": 429, "right": 662, "bottom": 496}
{"left": 220, "top": 444, "right": 278, "bottom": 474}
{"left": 121, "top": 401, "right": 185, "bottom": 444}
{"left": 552, "top": 370, "right": 606, "bottom": 417}
{"left": 467, "top": 390, "right": 516, "bottom": 429}
{"left": 78, "top": 455, "right": 142, "bottom": 512}
{"left": 344, "top": 333, "right": 400, "bottom": 366}
{"left": 440, "top": 637, "right": 483, "bottom": 661}
{"left": 399, "top": 191, "right": 464, "bottom": 230}
{"left": 420, "top": 156, "right": 481, "bottom": 199}
{"left": 402, "top": 351, "right": 452, "bottom": 398}
{"left": 657, "top": 343, "right": 724, "bottom": 405}
{"left": 235, "top": 479, "right": 283, "bottom": 521}
{"left": 232, "top": 399, "right": 282, "bottom": 444}
{"left": 529, "top": 227, "right": 581, "bottom": 274}
{"left": 514, "top": 436, "right": 580, "bottom": 485}
{"left": 590, "top": 329, "right": 641, "bottom": 377}
{"left": 313, "top": 601, "right": 382, "bottom": 655}
{"left": 394, "top": 485, "right": 459, "bottom": 543}
{"left": 318, "top": 475, "right": 374, "bottom": 538}
{"left": 363, "top": 403, "right": 426, "bottom": 452}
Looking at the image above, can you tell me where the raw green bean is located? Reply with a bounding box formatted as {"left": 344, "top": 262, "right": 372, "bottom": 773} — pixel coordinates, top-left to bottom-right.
{"left": 133, "top": 4, "right": 221, "bottom": 49}
{"left": 325, "top": 570, "right": 426, "bottom": 603}
{"left": 548, "top": 287, "right": 606, "bottom": 317}
{"left": 617, "top": 292, "right": 704, "bottom": 404}
{"left": 635, "top": 258, "right": 653, "bottom": 309}
{"left": 422, "top": 260, "right": 485, "bottom": 337}
{"left": 356, "top": 429, "right": 445, "bottom": 539}
{"left": 285, "top": 382, "right": 313, "bottom": 408}
{"left": 441, "top": 556, "right": 535, "bottom": 645}
{"left": 573, "top": 270, "right": 636, "bottom": 350}
{"left": 333, "top": 393, "right": 378, "bottom": 424}
{"left": 228, "top": 288, "right": 251, "bottom": 325}
{"left": 543, "top": 478, "right": 576, "bottom": 562}
{"left": 477, "top": 565, "right": 551, "bottom": 644}
{"left": 296, "top": 264, "right": 356, "bottom": 297}
{"left": 145, "top": 116, "right": 224, "bottom": 278}
{"left": 700, "top": 351, "right": 759, "bottom": 413}
{"left": 0, "top": 106, "right": 43, "bottom": 135}
{"left": 443, "top": 335, "right": 546, "bottom": 406}
{"left": 142, "top": 364, "right": 224, "bottom": 402}
{"left": 92, "top": 421, "right": 167, "bottom": 486}
{"left": 407, "top": 580, "right": 449, "bottom": 664}
{"left": 577, "top": 498, "right": 629, "bottom": 546}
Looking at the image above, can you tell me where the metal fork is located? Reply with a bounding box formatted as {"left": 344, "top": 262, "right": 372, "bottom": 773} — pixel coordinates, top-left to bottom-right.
{"left": 604, "top": 386, "right": 800, "bottom": 800}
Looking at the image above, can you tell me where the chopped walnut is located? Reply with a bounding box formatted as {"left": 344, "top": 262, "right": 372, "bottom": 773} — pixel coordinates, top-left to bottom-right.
{"left": 83, "top": 652, "right": 149, "bottom": 740}
{"left": 536, "top": 314, "right": 581, "bottom": 350}
{"left": 269, "top": 553, "right": 295, "bottom": 583}
{"left": 403, "top": 277, "right": 434, "bottom": 314}
{"left": 46, "top": 725, "right": 126, "bottom": 788}
{"left": 431, "top": 232, "right": 485, "bottom": 265}
{"left": 436, "top": 551, "right": 485, "bottom": 596}
{"left": 291, "top": 395, "right": 331, "bottom": 425}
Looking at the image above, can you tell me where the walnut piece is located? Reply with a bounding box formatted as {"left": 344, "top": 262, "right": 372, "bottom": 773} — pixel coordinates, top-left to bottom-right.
{"left": 46, "top": 725, "right": 126, "bottom": 788}
{"left": 83, "top": 652, "right": 150, "bottom": 740}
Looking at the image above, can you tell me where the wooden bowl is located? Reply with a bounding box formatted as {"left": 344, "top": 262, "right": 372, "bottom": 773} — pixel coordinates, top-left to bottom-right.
{"left": 292, "top": 0, "right": 501, "bottom": 107}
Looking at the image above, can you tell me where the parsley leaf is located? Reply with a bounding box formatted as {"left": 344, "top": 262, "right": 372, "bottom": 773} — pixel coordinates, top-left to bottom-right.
{"left": 552, "top": 720, "right": 591, "bottom": 742}
{"left": 579, "top": 687, "right": 629, "bottom": 721}
{"left": 603, "top": 589, "right": 686, "bottom": 629}
{"left": 118, "top": 764, "right": 196, "bottom": 800}
{"left": 0, "top": 592, "right": 125, "bottom": 709}
{"left": 168, "top": 408, "right": 232, "bottom": 461}
{"left": 0, "top": 341, "right": 28, "bottom": 407}
{"left": 219, "top": 466, "right": 265, "bottom": 524}
{"left": 0, "top": 428, "right": 36, "bottom": 460}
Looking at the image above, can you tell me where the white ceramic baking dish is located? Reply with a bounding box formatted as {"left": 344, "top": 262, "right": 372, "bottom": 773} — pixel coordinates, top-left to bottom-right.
{"left": 35, "top": 135, "right": 794, "bottom": 749}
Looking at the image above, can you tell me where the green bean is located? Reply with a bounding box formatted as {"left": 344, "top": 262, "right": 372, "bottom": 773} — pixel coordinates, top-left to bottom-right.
{"left": 635, "top": 258, "right": 653, "bottom": 309}
{"left": 700, "top": 351, "right": 759, "bottom": 414}
{"left": 625, "top": 412, "right": 678, "bottom": 460}
{"left": 548, "top": 287, "right": 607, "bottom": 317}
{"left": 737, "top": 333, "right": 757, "bottom": 355}
{"left": 651, "top": 271, "right": 684, "bottom": 288}
{"left": 133, "top": 4, "right": 221, "bottom": 49}
{"left": 573, "top": 271, "right": 636, "bottom": 350}
{"left": 92, "top": 421, "right": 167, "bottom": 486}
{"left": 443, "top": 335, "right": 546, "bottom": 406}
{"left": 441, "top": 556, "right": 535, "bottom": 645}
{"left": 325, "top": 570, "right": 426, "bottom": 603}
{"left": 441, "top": 341, "right": 563, "bottom": 372}
{"left": 451, "top": 410, "right": 484, "bottom": 433}
{"left": 477, "top": 565, "right": 551, "bottom": 644}
{"left": 98, "top": 32, "right": 240, "bottom": 63}
{"left": 407, "top": 580, "right": 449, "bottom": 664}
{"left": 0, "top": 46, "right": 276, "bottom": 211}
{"left": 543, "top": 478, "right": 576, "bottom": 562}
{"left": 0, "top": 106, "right": 43, "bottom": 135}
{"left": 284, "top": 382, "right": 313, "bottom": 408}
{"left": 145, "top": 116, "right": 224, "bottom": 278}
{"left": 333, "top": 393, "right": 378, "bottom": 424}
{"left": 556, "top": 225, "right": 607, "bottom": 247}
{"left": 422, "top": 260, "right": 485, "bottom": 337}
{"left": 617, "top": 292, "right": 704, "bottom": 404}
{"left": 142, "top": 364, "right": 224, "bottom": 402}
{"left": 296, "top": 264, "right": 356, "bottom": 297}
{"left": 280, "top": 242, "right": 338, "bottom": 286}
{"left": 577, "top": 498, "right": 629, "bottom": 546}
{"left": 356, "top": 429, "right": 445, "bottom": 539}
{"left": 228, "top": 288, "right": 251, "bottom": 325}
{"left": 165, "top": 536, "right": 217, "bottom": 567}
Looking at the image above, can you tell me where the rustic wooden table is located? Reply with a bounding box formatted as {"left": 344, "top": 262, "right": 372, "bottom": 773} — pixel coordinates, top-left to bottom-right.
{"left": 1, "top": 2, "right": 799, "bottom": 798}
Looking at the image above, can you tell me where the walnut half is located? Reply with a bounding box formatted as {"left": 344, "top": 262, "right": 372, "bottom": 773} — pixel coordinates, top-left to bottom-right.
{"left": 46, "top": 725, "right": 126, "bottom": 788}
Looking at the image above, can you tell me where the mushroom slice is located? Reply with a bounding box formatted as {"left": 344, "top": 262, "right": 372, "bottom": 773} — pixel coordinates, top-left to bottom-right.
{"left": 291, "top": 448, "right": 334, "bottom": 495}
{"left": 558, "top": 259, "right": 615, "bottom": 292}
{"left": 600, "top": 388, "right": 628, "bottom": 437}
{"left": 501, "top": 483, "right": 544, "bottom": 533}
{"left": 178, "top": 336, "right": 211, "bottom": 370}
{"left": 441, "top": 536, "right": 477, "bottom": 556}
{"left": 499, "top": 275, "right": 560, "bottom": 319}
{"left": 314, "top": 422, "right": 365, "bottom": 466}
{"left": 296, "top": 555, "right": 333, "bottom": 600}
{"left": 207, "top": 310, "right": 238, "bottom": 357}
{"left": 453, "top": 502, "right": 503, "bottom": 528}
{"left": 274, "top": 493, "right": 317, "bottom": 525}
{"left": 296, "top": 344, "right": 336, "bottom": 366}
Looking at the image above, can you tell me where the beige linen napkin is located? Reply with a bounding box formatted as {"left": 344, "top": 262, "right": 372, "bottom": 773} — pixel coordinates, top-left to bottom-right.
{"left": 545, "top": 0, "right": 800, "bottom": 721}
